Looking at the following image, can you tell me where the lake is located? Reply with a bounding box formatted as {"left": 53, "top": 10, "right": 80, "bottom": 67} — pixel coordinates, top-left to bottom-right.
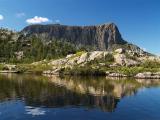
{"left": 0, "top": 74, "right": 160, "bottom": 120}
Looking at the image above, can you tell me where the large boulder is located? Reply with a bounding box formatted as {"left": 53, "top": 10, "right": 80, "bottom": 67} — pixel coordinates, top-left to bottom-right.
{"left": 115, "top": 48, "right": 125, "bottom": 54}
{"left": 88, "top": 51, "right": 108, "bottom": 61}
{"left": 114, "top": 54, "right": 126, "bottom": 66}
{"left": 114, "top": 54, "right": 139, "bottom": 66}
{"left": 77, "top": 53, "right": 88, "bottom": 64}
{"left": 3, "top": 65, "right": 17, "bottom": 71}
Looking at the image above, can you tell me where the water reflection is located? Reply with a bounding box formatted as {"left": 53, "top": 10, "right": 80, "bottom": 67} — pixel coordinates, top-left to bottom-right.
{"left": 25, "top": 106, "right": 46, "bottom": 116}
{"left": 0, "top": 74, "right": 160, "bottom": 112}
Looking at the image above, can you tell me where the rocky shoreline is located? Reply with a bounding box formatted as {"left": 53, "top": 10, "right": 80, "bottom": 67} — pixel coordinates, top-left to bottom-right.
{"left": 43, "top": 71, "right": 160, "bottom": 79}
{"left": 42, "top": 49, "right": 160, "bottom": 79}
{"left": 1, "top": 49, "right": 160, "bottom": 79}
{"left": 1, "top": 65, "right": 160, "bottom": 79}
{"left": 0, "top": 70, "right": 20, "bottom": 73}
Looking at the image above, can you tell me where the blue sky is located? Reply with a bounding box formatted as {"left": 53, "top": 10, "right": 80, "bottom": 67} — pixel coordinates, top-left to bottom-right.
{"left": 0, "top": 0, "right": 160, "bottom": 55}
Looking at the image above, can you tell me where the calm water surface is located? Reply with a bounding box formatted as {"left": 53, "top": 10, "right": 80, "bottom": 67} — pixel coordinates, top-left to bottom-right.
{"left": 0, "top": 74, "right": 160, "bottom": 120}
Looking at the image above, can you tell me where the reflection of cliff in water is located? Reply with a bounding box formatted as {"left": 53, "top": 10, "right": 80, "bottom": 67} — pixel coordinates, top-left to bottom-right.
{"left": 0, "top": 74, "right": 160, "bottom": 112}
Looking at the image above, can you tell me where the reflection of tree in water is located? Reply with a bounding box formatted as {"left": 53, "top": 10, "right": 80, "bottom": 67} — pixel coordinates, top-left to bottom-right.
{"left": 0, "top": 74, "right": 160, "bottom": 112}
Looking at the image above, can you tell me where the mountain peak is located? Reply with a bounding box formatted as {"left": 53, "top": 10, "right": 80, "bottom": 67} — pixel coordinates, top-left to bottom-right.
{"left": 22, "top": 23, "right": 126, "bottom": 50}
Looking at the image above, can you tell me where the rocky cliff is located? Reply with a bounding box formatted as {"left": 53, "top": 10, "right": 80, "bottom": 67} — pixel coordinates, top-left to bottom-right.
{"left": 0, "top": 23, "right": 153, "bottom": 63}
{"left": 22, "top": 23, "right": 127, "bottom": 50}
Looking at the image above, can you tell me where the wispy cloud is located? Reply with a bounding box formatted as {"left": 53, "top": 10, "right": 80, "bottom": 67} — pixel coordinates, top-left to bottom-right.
{"left": 0, "top": 14, "right": 4, "bottom": 21}
{"left": 142, "top": 48, "right": 147, "bottom": 51}
{"left": 55, "top": 19, "right": 60, "bottom": 23}
{"left": 16, "top": 12, "right": 26, "bottom": 18}
{"left": 26, "top": 16, "right": 50, "bottom": 24}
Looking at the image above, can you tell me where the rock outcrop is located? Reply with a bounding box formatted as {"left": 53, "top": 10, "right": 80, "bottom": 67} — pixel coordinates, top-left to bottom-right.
{"left": 114, "top": 54, "right": 140, "bottom": 66}
{"left": 22, "top": 23, "right": 127, "bottom": 50}
{"left": 0, "top": 64, "right": 19, "bottom": 73}
{"left": 135, "top": 72, "right": 160, "bottom": 79}
{"left": 47, "top": 51, "right": 109, "bottom": 70}
{"left": 42, "top": 49, "right": 143, "bottom": 75}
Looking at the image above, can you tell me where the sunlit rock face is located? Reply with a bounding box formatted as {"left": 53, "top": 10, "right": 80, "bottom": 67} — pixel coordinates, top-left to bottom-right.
{"left": 22, "top": 23, "right": 127, "bottom": 50}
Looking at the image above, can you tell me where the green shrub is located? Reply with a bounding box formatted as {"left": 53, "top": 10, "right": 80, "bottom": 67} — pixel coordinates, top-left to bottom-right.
{"left": 17, "top": 63, "right": 52, "bottom": 74}
{"left": 105, "top": 53, "right": 114, "bottom": 62}
{"left": 141, "top": 60, "right": 160, "bottom": 68}
{"left": 0, "top": 64, "right": 5, "bottom": 70}
{"left": 114, "top": 66, "right": 160, "bottom": 76}
{"left": 76, "top": 51, "right": 86, "bottom": 56}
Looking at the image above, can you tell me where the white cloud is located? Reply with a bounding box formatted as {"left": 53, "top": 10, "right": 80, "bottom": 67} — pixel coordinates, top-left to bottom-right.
{"left": 16, "top": 12, "right": 26, "bottom": 18}
{"left": 55, "top": 19, "right": 60, "bottom": 23}
{"left": 26, "top": 16, "right": 49, "bottom": 24}
{"left": 0, "top": 15, "right": 4, "bottom": 21}
{"left": 142, "top": 48, "right": 147, "bottom": 51}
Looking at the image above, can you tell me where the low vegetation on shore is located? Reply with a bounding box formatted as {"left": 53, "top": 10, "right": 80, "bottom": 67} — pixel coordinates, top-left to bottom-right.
{"left": 1, "top": 48, "right": 160, "bottom": 79}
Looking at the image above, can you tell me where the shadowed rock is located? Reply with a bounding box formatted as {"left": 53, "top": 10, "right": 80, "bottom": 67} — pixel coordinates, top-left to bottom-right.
{"left": 22, "top": 23, "right": 127, "bottom": 50}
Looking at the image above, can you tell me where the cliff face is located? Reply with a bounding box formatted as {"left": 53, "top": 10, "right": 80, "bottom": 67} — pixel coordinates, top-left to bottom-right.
{"left": 22, "top": 23, "right": 127, "bottom": 50}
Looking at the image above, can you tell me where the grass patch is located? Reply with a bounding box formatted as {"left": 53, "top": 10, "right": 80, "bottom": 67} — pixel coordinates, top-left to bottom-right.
{"left": 17, "top": 63, "right": 52, "bottom": 74}
{"left": 0, "top": 64, "right": 5, "bottom": 70}
{"left": 63, "top": 66, "right": 106, "bottom": 76}
{"left": 76, "top": 51, "right": 86, "bottom": 57}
